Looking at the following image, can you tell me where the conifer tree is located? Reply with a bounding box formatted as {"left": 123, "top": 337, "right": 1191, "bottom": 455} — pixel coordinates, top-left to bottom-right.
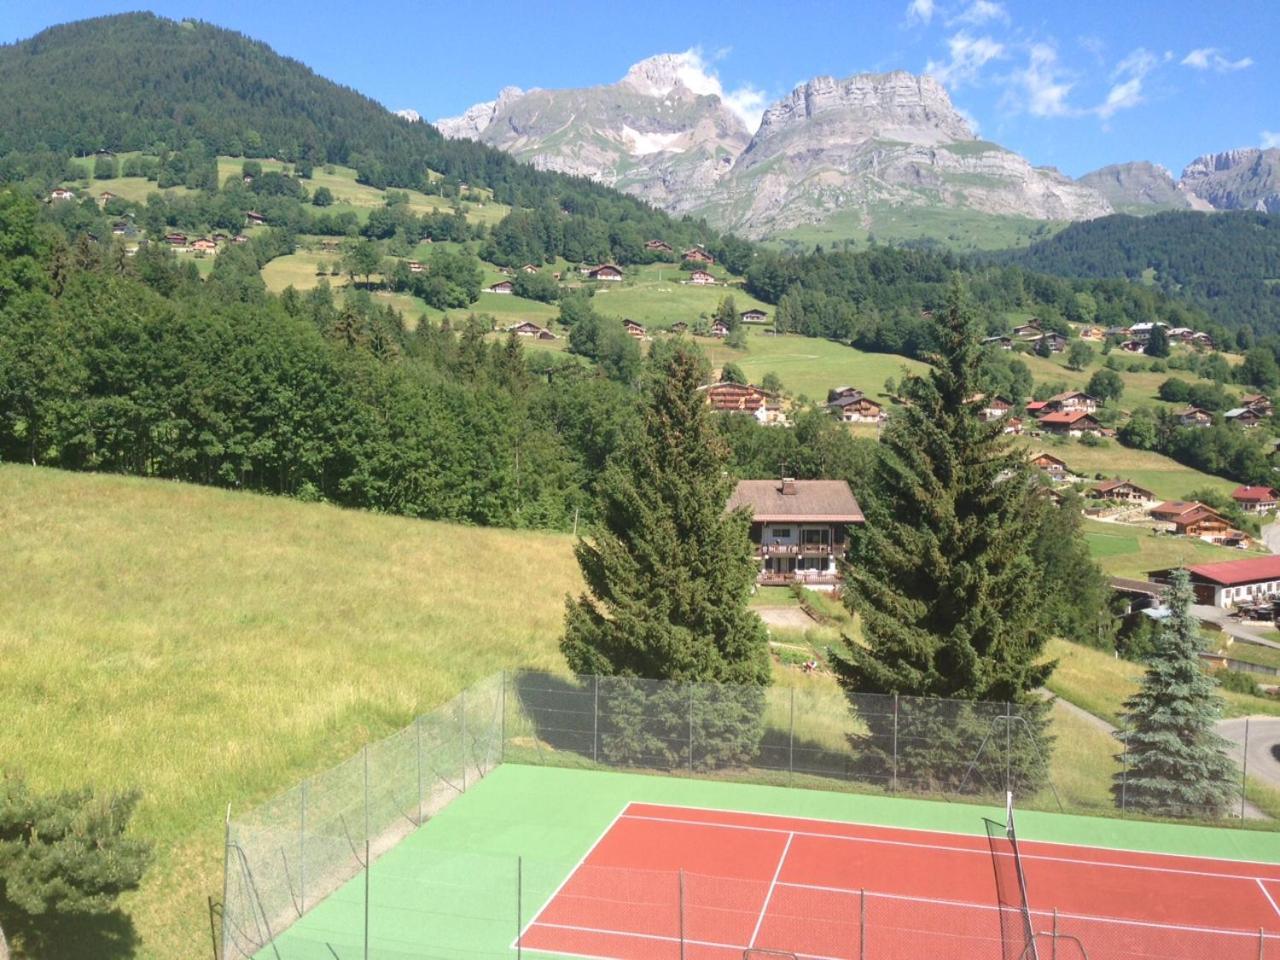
{"left": 832, "top": 278, "right": 1054, "bottom": 792}
{"left": 1112, "top": 569, "right": 1237, "bottom": 817}
{"left": 561, "top": 346, "right": 769, "bottom": 767}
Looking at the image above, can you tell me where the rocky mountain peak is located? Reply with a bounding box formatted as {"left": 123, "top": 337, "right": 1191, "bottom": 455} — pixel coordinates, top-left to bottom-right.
{"left": 435, "top": 85, "right": 525, "bottom": 140}
{"left": 619, "top": 54, "right": 695, "bottom": 98}
{"left": 1180, "top": 147, "right": 1280, "bottom": 213}
{"left": 754, "top": 70, "right": 973, "bottom": 145}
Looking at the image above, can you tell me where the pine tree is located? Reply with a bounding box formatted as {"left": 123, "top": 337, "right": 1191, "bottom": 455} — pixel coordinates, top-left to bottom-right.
{"left": 561, "top": 346, "right": 770, "bottom": 768}
{"left": 831, "top": 278, "right": 1054, "bottom": 792}
{"left": 1112, "top": 569, "right": 1237, "bottom": 817}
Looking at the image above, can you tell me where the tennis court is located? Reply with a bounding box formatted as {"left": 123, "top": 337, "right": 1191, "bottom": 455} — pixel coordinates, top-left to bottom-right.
{"left": 242, "top": 766, "right": 1280, "bottom": 960}
{"left": 521, "top": 801, "right": 1280, "bottom": 960}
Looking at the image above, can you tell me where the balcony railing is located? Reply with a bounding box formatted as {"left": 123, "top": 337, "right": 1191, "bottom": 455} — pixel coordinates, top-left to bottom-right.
{"left": 757, "top": 543, "right": 837, "bottom": 558}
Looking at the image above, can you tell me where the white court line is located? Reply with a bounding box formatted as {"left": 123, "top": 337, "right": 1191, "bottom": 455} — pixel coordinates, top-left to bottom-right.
{"left": 624, "top": 799, "right": 1280, "bottom": 871}
{"left": 521, "top": 919, "right": 847, "bottom": 960}
{"left": 510, "top": 804, "right": 630, "bottom": 950}
{"left": 749, "top": 831, "right": 795, "bottom": 947}
{"left": 769, "top": 880, "right": 1269, "bottom": 939}
{"left": 622, "top": 811, "right": 1276, "bottom": 885}
{"left": 1258, "top": 878, "right": 1280, "bottom": 920}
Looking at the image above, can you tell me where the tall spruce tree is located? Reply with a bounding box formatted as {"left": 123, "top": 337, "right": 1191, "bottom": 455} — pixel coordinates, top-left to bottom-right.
{"left": 1112, "top": 569, "right": 1237, "bottom": 817}
{"left": 561, "top": 346, "right": 770, "bottom": 768}
{"left": 831, "top": 278, "right": 1054, "bottom": 793}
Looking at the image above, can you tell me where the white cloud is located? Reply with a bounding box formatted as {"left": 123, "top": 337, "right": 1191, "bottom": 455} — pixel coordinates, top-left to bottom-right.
{"left": 1013, "top": 43, "right": 1075, "bottom": 117}
{"left": 1096, "top": 47, "right": 1156, "bottom": 119}
{"left": 1263, "top": 131, "right": 1280, "bottom": 150}
{"left": 949, "top": 1, "right": 1009, "bottom": 26}
{"left": 672, "top": 49, "right": 767, "bottom": 131}
{"left": 925, "top": 32, "right": 1006, "bottom": 88}
{"left": 905, "top": 0, "right": 935, "bottom": 25}
{"left": 1181, "top": 47, "right": 1253, "bottom": 72}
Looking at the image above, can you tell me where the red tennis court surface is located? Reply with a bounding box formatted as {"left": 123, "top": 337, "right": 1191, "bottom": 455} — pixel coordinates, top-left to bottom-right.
{"left": 519, "top": 802, "right": 1280, "bottom": 960}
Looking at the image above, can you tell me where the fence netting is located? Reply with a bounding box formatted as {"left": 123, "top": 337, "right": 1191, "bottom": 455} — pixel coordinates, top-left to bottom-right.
{"left": 223, "top": 670, "right": 1259, "bottom": 960}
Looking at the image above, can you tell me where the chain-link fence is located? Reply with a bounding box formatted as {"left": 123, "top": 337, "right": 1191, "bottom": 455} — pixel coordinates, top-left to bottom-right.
{"left": 222, "top": 675, "right": 505, "bottom": 960}
{"left": 222, "top": 670, "right": 1260, "bottom": 960}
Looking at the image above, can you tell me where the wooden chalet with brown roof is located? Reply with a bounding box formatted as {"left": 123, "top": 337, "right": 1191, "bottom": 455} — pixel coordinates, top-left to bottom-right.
{"left": 728, "top": 478, "right": 864, "bottom": 588}
{"left": 1030, "top": 452, "right": 1070, "bottom": 479}
{"left": 1089, "top": 479, "right": 1156, "bottom": 504}
{"left": 49, "top": 188, "right": 75, "bottom": 201}
{"left": 1041, "top": 391, "right": 1100, "bottom": 415}
{"left": 1037, "top": 410, "right": 1103, "bottom": 436}
{"left": 687, "top": 269, "right": 716, "bottom": 286}
{"left": 1029, "top": 332, "right": 1067, "bottom": 353}
{"left": 682, "top": 247, "right": 715, "bottom": 264}
{"left": 245, "top": 211, "right": 266, "bottom": 225}
{"left": 827, "top": 391, "right": 882, "bottom": 423}
{"left": 1241, "top": 394, "right": 1275, "bottom": 417}
{"left": 1176, "top": 407, "right": 1214, "bottom": 428}
{"left": 1011, "top": 320, "right": 1042, "bottom": 339}
{"left": 710, "top": 319, "right": 730, "bottom": 338}
{"left": 669, "top": 321, "right": 689, "bottom": 334}
{"left": 701, "top": 382, "right": 783, "bottom": 424}
{"left": 982, "top": 335, "right": 1014, "bottom": 350}
{"left": 164, "top": 232, "right": 188, "bottom": 246}
{"left": 1232, "top": 485, "right": 1279, "bottom": 514}
{"left": 587, "top": 264, "right": 623, "bottom": 282}
{"left": 1149, "top": 500, "right": 1235, "bottom": 540}
{"left": 487, "top": 280, "right": 514, "bottom": 295}
{"left": 506, "top": 321, "right": 558, "bottom": 340}
{"left": 740, "top": 309, "right": 768, "bottom": 324}
{"left": 1225, "top": 406, "right": 1265, "bottom": 428}
{"left": 622, "top": 318, "right": 646, "bottom": 340}
{"left": 191, "top": 238, "right": 217, "bottom": 253}
{"left": 645, "top": 239, "right": 674, "bottom": 253}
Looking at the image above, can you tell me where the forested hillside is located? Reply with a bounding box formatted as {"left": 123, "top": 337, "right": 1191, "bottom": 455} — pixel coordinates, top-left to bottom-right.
{"left": 0, "top": 12, "right": 709, "bottom": 247}
{"left": 1010, "top": 211, "right": 1280, "bottom": 338}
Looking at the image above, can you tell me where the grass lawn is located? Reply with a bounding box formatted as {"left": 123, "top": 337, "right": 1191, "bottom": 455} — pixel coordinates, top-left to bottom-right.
{"left": 1081, "top": 518, "right": 1255, "bottom": 578}
{"left": 1044, "top": 637, "right": 1280, "bottom": 724}
{"left": 749, "top": 586, "right": 800, "bottom": 607}
{"left": 580, "top": 265, "right": 772, "bottom": 329}
{"left": 1014, "top": 436, "right": 1238, "bottom": 500}
{"left": 766, "top": 203, "right": 1064, "bottom": 253}
{"left": 701, "top": 328, "right": 928, "bottom": 403}
{"left": 0, "top": 465, "right": 580, "bottom": 960}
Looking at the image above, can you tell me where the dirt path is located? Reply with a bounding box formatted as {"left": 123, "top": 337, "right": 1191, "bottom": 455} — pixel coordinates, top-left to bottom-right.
{"left": 754, "top": 605, "right": 820, "bottom": 631}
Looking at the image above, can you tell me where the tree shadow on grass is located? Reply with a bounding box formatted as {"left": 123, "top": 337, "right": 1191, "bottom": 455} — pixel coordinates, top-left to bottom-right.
{"left": 0, "top": 899, "right": 139, "bottom": 960}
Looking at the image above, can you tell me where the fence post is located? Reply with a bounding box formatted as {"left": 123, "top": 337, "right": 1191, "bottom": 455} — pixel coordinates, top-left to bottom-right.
{"left": 363, "top": 838, "right": 370, "bottom": 960}
{"left": 1259, "top": 927, "right": 1265, "bottom": 960}
{"left": 593, "top": 675, "right": 600, "bottom": 765}
{"left": 500, "top": 670, "right": 507, "bottom": 765}
{"left": 461, "top": 688, "right": 468, "bottom": 792}
{"left": 1052, "top": 908, "right": 1058, "bottom": 960}
{"left": 415, "top": 716, "right": 424, "bottom": 826}
{"left": 788, "top": 686, "right": 795, "bottom": 785}
{"left": 299, "top": 780, "right": 307, "bottom": 913}
{"left": 891, "top": 694, "right": 899, "bottom": 793}
{"left": 688, "top": 683, "right": 695, "bottom": 774}
{"left": 1120, "top": 739, "right": 1129, "bottom": 815}
{"left": 678, "top": 869, "right": 686, "bottom": 960}
{"left": 1242, "top": 717, "right": 1251, "bottom": 821}
{"left": 363, "top": 744, "right": 370, "bottom": 845}
{"left": 858, "top": 889, "right": 866, "bottom": 960}
{"left": 517, "top": 856, "right": 523, "bottom": 960}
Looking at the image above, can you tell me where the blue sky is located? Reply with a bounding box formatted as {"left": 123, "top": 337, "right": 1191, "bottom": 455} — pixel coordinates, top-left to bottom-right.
{"left": 3, "top": 0, "right": 1276, "bottom": 177}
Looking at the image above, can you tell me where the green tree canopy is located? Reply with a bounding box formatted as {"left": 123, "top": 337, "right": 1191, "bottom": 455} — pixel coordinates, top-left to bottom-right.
{"left": 1113, "top": 569, "right": 1238, "bottom": 817}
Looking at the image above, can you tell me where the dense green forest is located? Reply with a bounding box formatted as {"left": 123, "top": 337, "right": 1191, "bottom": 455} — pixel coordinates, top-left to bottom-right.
{"left": 744, "top": 245, "right": 1223, "bottom": 356}
{"left": 1009, "top": 211, "right": 1280, "bottom": 337}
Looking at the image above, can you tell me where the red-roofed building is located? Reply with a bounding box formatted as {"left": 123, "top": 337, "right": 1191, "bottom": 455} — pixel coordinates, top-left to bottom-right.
{"left": 701, "top": 382, "right": 784, "bottom": 425}
{"left": 1037, "top": 410, "right": 1103, "bottom": 436}
{"left": 1232, "top": 486, "right": 1279, "bottom": 514}
{"left": 1150, "top": 556, "right": 1280, "bottom": 608}
{"left": 1030, "top": 452, "right": 1070, "bottom": 478}
{"left": 1149, "top": 500, "right": 1235, "bottom": 540}
{"left": 1025, "top": 400, "right": 1049, "bottom": 416}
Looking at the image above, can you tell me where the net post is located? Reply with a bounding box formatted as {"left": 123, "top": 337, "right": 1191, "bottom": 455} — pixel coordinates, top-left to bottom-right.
{"left": 858, "top": 888, "right": 866, "bottom": 960}
{"left": 891, "top": 693, "right": 899, "bottom": 793}
{"left": 788, "top": 685, "right": 795, "bottom": 784}
{"left": 500, "top": 669, "right": 508, "bottom": 764}
{"left": 299, "top": 780, "right": 307, "bottom": 913}
{"left": 1005, "top": 701, "right": 1012, "bottom": 796}
{"left": 517, "top": 856, "right": 523, "bottom": 960}
{"left": 362, "top": 744, "right": 370, "bottom": 845}
{"left": 1259, "top": 927, "right": 1266, "bottom": 960}
{"left": 1052, "top": 908, "right": 1058, "bottom": 960}
{"left": 592, "top": 675, "right": 599, "bottom": 765}
{"left": 678, "top": 869, "right": 686, "bottom": 960}
{"left": 363, "top": 837, "right": 370, "bottom": 960}
{"left": 1120, "top": 738, "right": 1129, "bottom": 815}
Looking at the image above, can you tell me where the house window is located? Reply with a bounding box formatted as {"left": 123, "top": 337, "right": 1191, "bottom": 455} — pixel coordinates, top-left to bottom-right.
{"left": 802, "top": 528, "right": 830, "bottom": 546}
{"left": 770, "top": 527, "right": 792, "bottom": 540}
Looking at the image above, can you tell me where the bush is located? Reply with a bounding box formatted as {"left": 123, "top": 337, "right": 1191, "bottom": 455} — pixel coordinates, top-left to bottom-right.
{"left": 1215, "top": 668, "right": 1260, "bottom": 696}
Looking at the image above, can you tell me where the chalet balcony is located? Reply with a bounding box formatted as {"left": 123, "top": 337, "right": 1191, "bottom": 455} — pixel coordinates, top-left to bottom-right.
{"left": 757, "top": 572, "right": 841, "bottom": 587}
{"left": 756, "top": 543, "right": 837, "bottom": 558}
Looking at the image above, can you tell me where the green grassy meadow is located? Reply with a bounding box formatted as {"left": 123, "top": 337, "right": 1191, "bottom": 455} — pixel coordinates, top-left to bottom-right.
{"left": 0, "top": 465, "right": 580, "bottom": 959}
{"left": 1081, "top": 518, "right": 1257, "bottom": 578}
{"left": 1014, "top": 436, "right": 1238, "bottom": 501}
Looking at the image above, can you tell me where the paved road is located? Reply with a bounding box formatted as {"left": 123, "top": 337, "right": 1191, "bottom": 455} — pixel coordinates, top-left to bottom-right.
{"left": 1217, "top": 716, "right": 1280, "bottom": 793}
{"left": 1191, "top": 604, "right": 1280, "bottom": 649}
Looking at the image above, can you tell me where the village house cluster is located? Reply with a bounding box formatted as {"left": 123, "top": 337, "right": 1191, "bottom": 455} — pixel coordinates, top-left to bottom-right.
{"left": 982, "top": 317, "right": 1214, "bottom": 355}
